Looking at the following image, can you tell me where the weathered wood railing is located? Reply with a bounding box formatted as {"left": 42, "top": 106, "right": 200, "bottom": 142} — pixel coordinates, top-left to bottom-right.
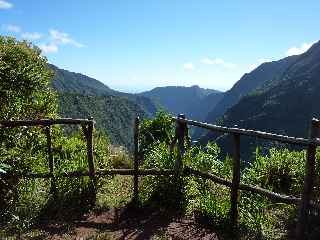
{"left": 0, "top": 118, "right": 98, "bottom": 198}
{"left": 0, "top": 117, "right": 176, "bottom": 198}
{"left": 0, "top": 118, "right": 176, "bottom": 177}
{"left": 1, "top": 116, "right": 320, "bottom": 239}
{"left": 173, "top": 115, "right": 320, "bottom": 239}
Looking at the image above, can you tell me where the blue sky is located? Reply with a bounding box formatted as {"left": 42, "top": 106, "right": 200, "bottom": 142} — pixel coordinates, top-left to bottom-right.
{"left": 1, "top": 0, "right": 319, "bottom": 93}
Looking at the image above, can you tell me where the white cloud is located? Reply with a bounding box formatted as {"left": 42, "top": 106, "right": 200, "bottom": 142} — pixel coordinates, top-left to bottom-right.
{"left": 49, "top": 29, "right": 84, "bottom": 48}
{"left": 247, "top": 58, "right": 270, "bottom": 72}
{"left": 39, "top": 43, "right": 58, "bottom": 53}
{"left": 201, "top": 57, "right": 236, "bottom": 68}
{"left": 21, "top": 32, "right": 43, "bottom": 40}
{"left": 2, "top": 24, "right": 21, "bottom": 33}
{"left": 0, "top": 0, "right": 13, "bottom": 9}
{"left": 286, "top": 41, "right": 316, "bottom": 56}
{"left": 37, "top": 29, "right": 84, "bottom": 54}
{"left": 183, "top": 62, "right": 194, "bottom": 70}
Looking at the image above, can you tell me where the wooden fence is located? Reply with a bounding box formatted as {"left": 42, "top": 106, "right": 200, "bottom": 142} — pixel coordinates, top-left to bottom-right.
{"left": 0, "top": 118, "right": 175, "bottom": 177}
{"left": 1, "top": 116, "right": 320, "bottom": 239}
{"left": 172, "top": 115, "right": 320, "bottom": 239}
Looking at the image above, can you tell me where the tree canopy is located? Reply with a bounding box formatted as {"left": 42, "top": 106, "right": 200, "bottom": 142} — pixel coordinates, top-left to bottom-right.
{"left": 0, "top": 36, "right": 56, "bottom": 119}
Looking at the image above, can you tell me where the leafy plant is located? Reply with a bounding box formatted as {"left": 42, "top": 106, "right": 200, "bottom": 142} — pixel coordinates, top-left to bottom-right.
{"left": 0, "top": 37, "right": 112, "bottom": 233}
{"left": 139, "top": 111, "right": 174, "bottom": 155}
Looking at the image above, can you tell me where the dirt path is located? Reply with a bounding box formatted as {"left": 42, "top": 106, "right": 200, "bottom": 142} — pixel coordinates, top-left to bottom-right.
{"left": 34, "top": 205, "right": 219, "bottom": 240}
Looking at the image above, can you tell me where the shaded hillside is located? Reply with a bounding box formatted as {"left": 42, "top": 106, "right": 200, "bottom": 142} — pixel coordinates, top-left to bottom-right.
{"left": 51, "top": 65, "right": 158, "bottom": 118}
{"left": 202, "top": 40, "right": 320, "bottom": 160}
{"left": 51, "top": 64, "right": 116, "bottom": 96}
{"left": 58, "top": 93, "right": 148, "bottom": 150}
{"left": 140, "top": 85, "right": 223, "bottom": 121}
{"left": 204, "top": 55, "right": 299, "bottom": 124}
{"left": 50, "top": 64, "right": 160, "bottom": 149}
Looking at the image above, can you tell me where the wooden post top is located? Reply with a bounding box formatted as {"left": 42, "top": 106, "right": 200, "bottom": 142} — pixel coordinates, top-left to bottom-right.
{"left": 312, "top": 118, "right": 320, "bottom": 128}
{"left": 310, "top": 118, "right": 320, "bottom": 139}
{"left": 178, "top": 114, "right": 186, "bottom": 119}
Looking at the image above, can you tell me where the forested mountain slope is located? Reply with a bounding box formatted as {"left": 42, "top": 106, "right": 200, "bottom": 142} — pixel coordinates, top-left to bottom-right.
{"left": 58, "top": 93, "right": 148, "bottom": 149}
{"left": 51, "top": 65, "right": 158, "bottom": 117}
{"left": 51, "top": 64, "right": 116, "bottom": 96}
{"left": 204, "top": 55, "right": 299, "bottom": 124}
{"left": 140, "top": 85, "right": 223, "bottom": 121}
{"left": 50, "top": 64, "right": 159, "bottom": 149}
{"left": 202, "top": 40, "right": 320, "bottom": 159}
{"left": 222, "top": 40, "right": 320, "bottom": 137}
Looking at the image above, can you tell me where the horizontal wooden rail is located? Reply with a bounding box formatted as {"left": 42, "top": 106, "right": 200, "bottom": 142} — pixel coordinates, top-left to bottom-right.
{"left": 186, "top": 167, "right": 320, "bottom": 210}
{"left": 173, "top": 117, "right": 320, "bottom": 146}
{"left": 0, "top": 118, "right": 93, "bottom": 128}
{"left": 98, "top": 168, "right": 175, "bottom": 176}
{"left": 185, "top": 167, "right": 232, "bottom": 187}
{"left": 0, "top": 168, "right": 176, "bottom": 178}
{"left": 239, "top": 183, "right": 300, "bottom": 205}
{"left": 2, "top": 165, "right": 320, "bottom": 210}
{"left": 187, "top": 167, "right": 299, "bottom": 205}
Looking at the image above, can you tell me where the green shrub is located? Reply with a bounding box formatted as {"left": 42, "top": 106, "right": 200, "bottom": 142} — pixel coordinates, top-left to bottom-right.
{"left": 109, "top": 146, "right": 132, "bottom": 169}
{"left": 183, "top": 143, "right": 231, "bottom": 226}
{"left": 139, "top": 141, "right": 182, "bottom": 207}
{"left": 139, "top": 111, "right": 174, "bottom": 154}
{"left": 243, "top": 147, "right": 306, "bottom": 195}
{"left": 0, "top": 126, "right": 111, "bottom": 231}
{"left": 0, "top": 36, "right": 114, "bottom": 233}
{"left": 138, "top": 114, "right": 320, "bottom": 239}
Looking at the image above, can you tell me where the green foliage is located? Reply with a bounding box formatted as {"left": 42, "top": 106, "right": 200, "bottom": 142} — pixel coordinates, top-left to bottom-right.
{"left": 0, "top": 36, "right": 58, "bottom": 229}
{"left": 184, "top": 142, "right": 230, "bottom": 176}
{"left": 109, "top": 146, "right": 132, "bottom": 169}
{"left": 0, "top": 126, "right": 112, "bottom": 231}
{"left": 51, "top": 64, "right": 160, "bottom": 150}
{"left": 183, "top": 143, "right": 231, "bottom": 225}
{"left": 243, "top": 148, "right": 306, "bottom": 195}
{"left": 96, "top": 175, "right": 133, "bottom": 209}
{"left": 0, "top": 163, "right": 10, "bottom": 173}
{"left": 139, "top": 141, "right": 182, "bottom": 207}
{"left": 0, "top": 36, "right": 56, "bottom": 230}
{"left": 0, "top": 37, "right": 112, "bottom": 233}
{"left": 58, "top": 93, "right": 149, "bottom": 151}
{"left": 139, "top": 111, "right": 174, "bottom": 154}
{"left": 0, "top": 36, "right": 57, "bottom": 120}
{"left": 137, "top": 110, "right": 320, "bottom": 239}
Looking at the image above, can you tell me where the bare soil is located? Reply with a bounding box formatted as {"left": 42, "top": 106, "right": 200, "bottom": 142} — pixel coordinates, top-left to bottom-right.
{"left": 32, "top": 205, "right": 220, "bottom": 240}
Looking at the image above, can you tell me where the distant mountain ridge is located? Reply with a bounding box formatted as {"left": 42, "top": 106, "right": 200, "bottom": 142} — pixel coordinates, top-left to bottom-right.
{"left": 50, "top": 64, "right": 160, "bottom": 149}
{"left": 204, "top": 55, "right": 299, "bottom": 125}
{"left": 139, "top": 85, "right": 223, "bottom": 121}
{"left": 50, "top": 64, "right": 116, "bottom": 96}
{"left": 221, "top": 40, "right": 320, "bottom": 137}
{"left": 201, "top": 40, "right": 320, "bottom": 159}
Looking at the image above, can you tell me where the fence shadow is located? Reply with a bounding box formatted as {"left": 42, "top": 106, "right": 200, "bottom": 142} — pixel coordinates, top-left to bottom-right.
{"left": 33, "top": 200, "right": 181, "bottom": 239}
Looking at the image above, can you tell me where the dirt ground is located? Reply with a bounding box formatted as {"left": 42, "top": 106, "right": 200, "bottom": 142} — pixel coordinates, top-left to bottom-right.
{"left": 32, "top": 205, "right": 220, "bottom": 240}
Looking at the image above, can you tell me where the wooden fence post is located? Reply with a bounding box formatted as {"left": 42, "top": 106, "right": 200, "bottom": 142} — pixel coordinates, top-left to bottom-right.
{"left": 175, "top": 114, "right": 187, "bottom": 174}
{"left": 230, "top": 133, "right": 241, "bottom": 228}
{"left": 296, "top": 118, "right": 320, "bottom": 239}
{"left": 133, "top": 116, "right": 140, "bottom": 203}
{"left": 45, "top": 126, "right": 56, "bottom": 198}
{"left": 86, "top": 117, "right": 95, "bottom": 180}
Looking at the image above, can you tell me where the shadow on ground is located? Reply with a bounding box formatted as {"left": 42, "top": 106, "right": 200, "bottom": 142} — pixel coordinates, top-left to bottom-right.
{"left": 33, "top": 201, "right": 219, "bottom": 240}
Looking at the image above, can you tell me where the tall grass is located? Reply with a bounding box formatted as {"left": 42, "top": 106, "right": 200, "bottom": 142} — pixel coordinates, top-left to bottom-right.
{"left": 138, "top": 133, "right": 320, "bottom": 239}
{"left": 0, "top": 126, "right": 112, "bottom": 233}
